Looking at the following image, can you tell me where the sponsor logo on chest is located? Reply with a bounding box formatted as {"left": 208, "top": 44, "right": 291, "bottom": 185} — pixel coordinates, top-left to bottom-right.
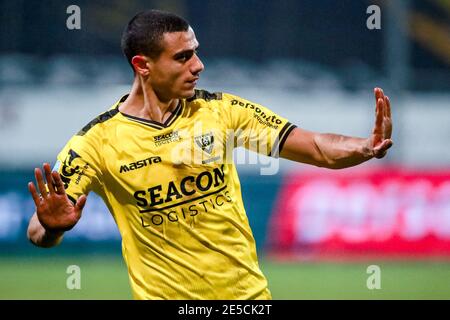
{"left": 154, "top": 131, "right": 180, "bottom": 146}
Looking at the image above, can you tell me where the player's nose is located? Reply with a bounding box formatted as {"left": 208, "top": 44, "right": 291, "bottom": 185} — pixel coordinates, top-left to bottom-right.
{"left": 190, "top": 54, "right": 204, "bottom": 75}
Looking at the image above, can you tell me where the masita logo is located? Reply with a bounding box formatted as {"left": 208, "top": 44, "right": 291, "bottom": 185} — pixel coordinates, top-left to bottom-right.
{"left": 120, "top": 156, "right": 161, "bottom": 173}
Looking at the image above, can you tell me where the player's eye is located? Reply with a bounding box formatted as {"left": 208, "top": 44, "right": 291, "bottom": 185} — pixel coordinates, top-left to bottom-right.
{"left": 176, "top": 51, "right": 194, "bottom": 62}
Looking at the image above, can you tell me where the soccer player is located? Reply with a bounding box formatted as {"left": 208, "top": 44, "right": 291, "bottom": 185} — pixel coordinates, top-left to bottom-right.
{"left": 26, "top": 10, "right": 392, "bottom": 299}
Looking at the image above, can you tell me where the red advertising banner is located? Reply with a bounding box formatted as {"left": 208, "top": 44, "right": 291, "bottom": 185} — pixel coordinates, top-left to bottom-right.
{"left": 267, "top": 166, "right": 450, "bottom": 259}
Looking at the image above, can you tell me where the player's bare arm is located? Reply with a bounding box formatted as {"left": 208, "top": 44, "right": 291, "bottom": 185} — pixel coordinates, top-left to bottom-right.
{"left": 280, "top": 87, "right": 393, "bottom": 169}
{"left": 27, "top": 163, "right": 87, "bottom": 248}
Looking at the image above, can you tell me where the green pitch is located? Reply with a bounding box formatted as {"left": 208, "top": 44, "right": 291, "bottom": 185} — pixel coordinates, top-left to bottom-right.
{"left": 1, "top": 254, "right": 449, "bottom": 299}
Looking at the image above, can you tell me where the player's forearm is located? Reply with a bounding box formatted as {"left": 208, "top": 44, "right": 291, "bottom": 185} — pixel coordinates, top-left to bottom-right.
{"left": 27, "top": 212, "right": 64, "bottom": 248}
{"left": 314, "top": 133, "right": 373, "bottom": 169}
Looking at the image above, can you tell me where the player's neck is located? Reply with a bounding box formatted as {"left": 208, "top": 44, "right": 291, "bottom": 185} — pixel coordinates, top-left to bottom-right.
{"left": 119, "top": 77, "right": 179, "bottom": 123}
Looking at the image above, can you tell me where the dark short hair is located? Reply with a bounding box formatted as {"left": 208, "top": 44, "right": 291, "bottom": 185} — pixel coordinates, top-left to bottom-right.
{"left": 121, "top": 10, "right": 190, "bottom": 70}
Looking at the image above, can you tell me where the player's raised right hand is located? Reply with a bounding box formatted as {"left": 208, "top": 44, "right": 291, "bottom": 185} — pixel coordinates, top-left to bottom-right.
{"left": 28, "top": 163, "right": 86, "bottom": 232}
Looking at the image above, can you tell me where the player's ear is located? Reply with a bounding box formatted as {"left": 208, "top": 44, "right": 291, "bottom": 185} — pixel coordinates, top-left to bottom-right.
{"left": 131, "top": 55, "right": 151, "bottom": 76}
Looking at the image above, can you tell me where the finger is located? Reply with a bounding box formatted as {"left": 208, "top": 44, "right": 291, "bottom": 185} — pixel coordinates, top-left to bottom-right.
{"left": 375, "top": 150, "right": 387, "bottom": 159}
{"left": 35, "top": 167, "right": 48, "bottom": 198}
{"left": 75, "top": 195, "right": 87, "bottom": 212}
{"left": 374, "top": 139, "right": 393, "bottom": 157}
{"left": 374, "top": 88, "right": 380, "bottom": 103}
{"left": 373, "top": 98, "right": 384, "bottom": 134}
{"left": 43, "top": 163, "right": 55, "bottom": 194}
{"left": 52, "top": 171, "right": 66, "bottom": 195}
{"left": 385, "top": 96, "right": 391, "bottom": 118}
{"left": 382, "top": 138, "right": 393, "bottom": 150}
{"left": 28, "top": 182, "right": 41, "bottom": 207}
{"left": 374, "top": 87, "right": 384, "bottom": 103}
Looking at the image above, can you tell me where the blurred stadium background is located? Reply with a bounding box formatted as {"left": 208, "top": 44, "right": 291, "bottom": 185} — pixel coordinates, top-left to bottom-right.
{"left": 1, "top": 0, "right": 450, "bottom": 299}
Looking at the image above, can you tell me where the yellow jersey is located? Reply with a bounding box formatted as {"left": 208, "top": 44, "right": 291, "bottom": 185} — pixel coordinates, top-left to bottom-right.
{"left": 54, "top": 89, "right": 296, "bottom": 299}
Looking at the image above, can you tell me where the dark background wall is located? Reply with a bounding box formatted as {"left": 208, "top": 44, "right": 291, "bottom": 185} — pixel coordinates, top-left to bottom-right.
{"left": 0, "top": 0, "right": 448, "bottom": 90}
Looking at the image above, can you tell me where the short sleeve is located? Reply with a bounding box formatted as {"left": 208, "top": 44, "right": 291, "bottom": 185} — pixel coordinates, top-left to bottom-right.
{"left": 220, "top": 93, "right": 296, "bottom": 157}
{"left": 53, "top": 135, "right": 103, "bottom": 204}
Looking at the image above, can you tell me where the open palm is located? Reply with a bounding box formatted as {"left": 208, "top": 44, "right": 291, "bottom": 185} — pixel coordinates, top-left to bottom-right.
{"left": 369, "top": 87, "right": 393, "bottom": 159}
{"left": 28, "top": 163, "right": 86, "bottom": 232}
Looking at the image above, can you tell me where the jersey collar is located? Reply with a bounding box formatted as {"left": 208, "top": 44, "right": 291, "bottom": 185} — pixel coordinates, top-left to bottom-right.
{"left": 116, "top": 95, "right": 184, "bottom": 130}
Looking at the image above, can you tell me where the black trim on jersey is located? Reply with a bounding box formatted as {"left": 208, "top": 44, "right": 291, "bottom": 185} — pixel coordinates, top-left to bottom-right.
{"left": 268, "top": 122, "right": 297, "bottom": 157}
{"left": 76, "top": 95, "right": 128, "bottom": 136}
{"left": 67, "top": 194, "right": 77, "bottom": 205}
{"left": 118, "top": 94, "right": 129, "bottom": 103}
{"left": 77, "top": 108, "right": 120, "bottom": 136}
{"left": 187, "top": 89, "right": 222, "bottom": 102}
{"left": 119, "top": 101, "right": 183, "bottom": 129}
{"left": 139, "top": 185, "right": 228, "bottom": 213}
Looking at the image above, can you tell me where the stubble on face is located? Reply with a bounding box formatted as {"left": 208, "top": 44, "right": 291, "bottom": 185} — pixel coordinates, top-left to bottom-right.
{"left": 150, "top": 27, "right": 203, "bottom": 100}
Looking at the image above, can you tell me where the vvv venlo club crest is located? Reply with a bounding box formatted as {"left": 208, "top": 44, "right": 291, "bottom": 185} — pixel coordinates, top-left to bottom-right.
{"left": 195, "top": 132, "right": 214, "bottom": 154}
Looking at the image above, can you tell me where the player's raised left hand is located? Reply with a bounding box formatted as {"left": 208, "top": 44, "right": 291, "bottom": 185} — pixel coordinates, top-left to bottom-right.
{"left": 366, "top": 87, "right": 393, "bottom": 159}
